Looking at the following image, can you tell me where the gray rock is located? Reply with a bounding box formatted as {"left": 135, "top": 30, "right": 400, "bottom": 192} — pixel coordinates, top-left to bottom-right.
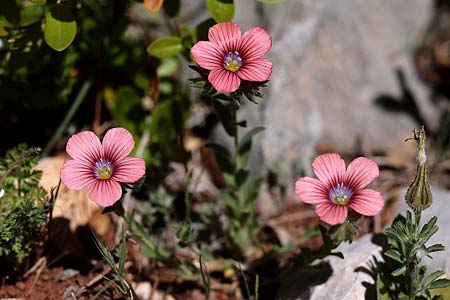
{"left": 246, "top": 0, "right": 439, "bottom": 211}
{"left": 277, "top": 234, "right": 384, "bottom": 300}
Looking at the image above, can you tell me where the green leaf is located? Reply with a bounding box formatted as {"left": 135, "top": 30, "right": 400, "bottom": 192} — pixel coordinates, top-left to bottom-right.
{"left": 107, "top": 86, "right": 145, "bottom": 136}
{"left": 212, "top": 99, "right": 235, "bottom": 137}
{"left": 0, "top": 0, "right": 20, "bottom": 25}
{"left": 220, "top": 191, "right": 239, "bottom": 218}
{"left": 206, "top": 0, "right": 234, "bottom": 23}
{"left": 376, "top": 274, "right": 391, "bottom": 300}
{"left": 238, "top": 127, "right": 265, "bottom": 168}
{"left": 329, "top": 220, "right": 359, "bottom": 244}
{"left": 429, "top": 279, "right": 450, "bottom": 289}
{"left": 427, "top": 244, "right": 445, "bottom": 253}
{"left": 242, "top": 175, "right": 264, "bottom": 207}
{"left": 391, "top": 265, "right": 407, "bottom": 277}
{"left": 424, "top": 270, "right": 445, "bottom": 288}
{"left": 196, "top": 18, "right": 216, "bottom": 41}
{"left": 147, "top": 36, "right": 183, "bottom": 58}
{"left": 44, "top": 5, "right": 77, "bottom": 51}
{"left": 163, "top": 0, "right": 181, "bottom": 18}
{"left": 28, "top": 0, "right": 47, "bottom": 5}
{"left": 118, "top": 227, "right": 127, "bottom": 277}
{"left": 205, "top": 143, "right": 234, "bottom": 174}
{"left": 384, "top": 249, "right": 403, "bottom": 263}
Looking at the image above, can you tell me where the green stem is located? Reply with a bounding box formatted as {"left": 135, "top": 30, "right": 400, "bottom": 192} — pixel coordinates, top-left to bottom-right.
{"left": 42, "top": 81, "right": 92, "bottom": 157}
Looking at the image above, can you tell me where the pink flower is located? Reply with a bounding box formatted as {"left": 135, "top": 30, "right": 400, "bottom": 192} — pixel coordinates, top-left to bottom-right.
{"left": 191, "top": 21, "right": 272, "bottom": 93}
{"left": 60, "top": 127, "right": 146, "bottom": 207}
{"left": 295, "top": 153, "right": 384, "bottom": 225}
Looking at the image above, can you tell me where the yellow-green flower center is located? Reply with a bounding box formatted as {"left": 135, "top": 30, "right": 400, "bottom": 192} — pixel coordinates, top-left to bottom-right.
{"left": 329, "top": 183, "right": 353, "bottom": 205}
{"left": 94, "top": 159, "right": 114, "bottom": 179}
{"left": 223, "top": 51, "right": 243, "bottom": 72}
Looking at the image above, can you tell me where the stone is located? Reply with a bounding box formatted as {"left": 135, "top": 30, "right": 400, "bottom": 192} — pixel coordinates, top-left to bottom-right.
{"left": 277, "top": 234, "right": 384, "bottom": 300}
{"left": 184, "top": 0, "right": 440, "bottom": 216}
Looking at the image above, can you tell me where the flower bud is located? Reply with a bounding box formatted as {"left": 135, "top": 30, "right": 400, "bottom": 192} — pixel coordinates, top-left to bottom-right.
{"left": 405, "top": 126, "right": 432, "bottom": 213}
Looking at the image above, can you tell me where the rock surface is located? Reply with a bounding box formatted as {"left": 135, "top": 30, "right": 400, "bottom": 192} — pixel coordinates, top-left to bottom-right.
{"left": 277, "top": 234, "right": 384, "bottom": 300}
{"left": 182, "top": 0, "right": 440, "bottom": 215}
{"left": 277, "top": 185, "right": 450, "bottom": 300}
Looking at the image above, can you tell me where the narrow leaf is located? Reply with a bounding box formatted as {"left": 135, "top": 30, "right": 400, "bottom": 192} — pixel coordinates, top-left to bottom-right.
{"left": 429, "top": 279, "right": 450, "bottom": 289}
{"left": 118, "top": 227, "right": 127, "bottom": 277}
{"left": 391, "top": 265, "right": 407, "bottom": 277}
{"left": 384, "top": 249, "right": 403, "bottom": 263}
{"left": 424, "top": 270, "right": 445, "bottom": 288}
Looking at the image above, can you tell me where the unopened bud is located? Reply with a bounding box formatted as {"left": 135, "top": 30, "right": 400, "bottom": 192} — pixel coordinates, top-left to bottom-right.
{"left": 0, "top": 188, "right": 4, "bottom": 198}
{"left": 405, "top": 126, "right": 432, "bottom": 213}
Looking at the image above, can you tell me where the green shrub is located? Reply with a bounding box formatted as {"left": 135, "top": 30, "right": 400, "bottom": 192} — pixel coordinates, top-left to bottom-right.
{"left": 0, "top": 144, "right": 48, "bottom": 262}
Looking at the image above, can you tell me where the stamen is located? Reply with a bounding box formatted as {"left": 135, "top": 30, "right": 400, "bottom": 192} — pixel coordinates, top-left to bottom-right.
{"left": 329, "top": 183, "right": 353, "bottom": 205}
{"left": 223, "top": 51, "right": 243, "bottom": 72}
{"left": 94, "top": 159, "right": 114, "bottom": 179}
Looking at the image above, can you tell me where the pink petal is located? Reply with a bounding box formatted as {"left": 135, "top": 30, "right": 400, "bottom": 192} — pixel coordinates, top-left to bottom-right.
{"left": 208, "top": 22, "right": 241, "bottom": 44}
{"left": 208, "top": 68, "right": 241, "bottom": 92}
{"left": 88, "top": 180, "right": 122, "bottom": 207}
{"left": 312, "top": 153, "right": 346, "bottom": 190}
{"left": 345, "top": 157, "right": 379, "bottom": 191}
{"left": 295, "top": 177, "right": 329, "bottom": 204}
{"left": 315, "top": 202, "right": 348, "bottom": 225}
{"left": 66, "top": 131, "right": 102, "bottom": 162}
{"left": 238, "top": 27, "right": 272, "bottom": 60}
{"left": 349, "top": 189, "right": 384, "bottom": 216}
{"left": 60, "top": 159, "right": 96, "bottom": 190}
{"left": 113, "top": 157, "right": 146, "bottom": 183}
{"left": 102, "top": 127, "right": 135, "bottom": 163}
{"left": 191, "top": 41, "right": 225, "bottom": 70}
{"left": 237, "top": 58, "right": 272, "bottom": 82}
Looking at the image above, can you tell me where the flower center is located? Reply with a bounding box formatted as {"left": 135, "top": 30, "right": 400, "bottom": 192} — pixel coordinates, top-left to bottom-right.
{"left": 223, "top": 51, "right": 243, "bottom": 72}
{"left": 94, "top": 159, "right": 114, "bottom": 179}
{"left": 329, "top": 183, "right": 353, "bottom": 205}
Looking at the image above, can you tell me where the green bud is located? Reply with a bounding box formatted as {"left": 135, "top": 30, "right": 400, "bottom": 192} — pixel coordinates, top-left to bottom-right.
{"left": 405, "top": 126, "right": 432, "bottom": 213}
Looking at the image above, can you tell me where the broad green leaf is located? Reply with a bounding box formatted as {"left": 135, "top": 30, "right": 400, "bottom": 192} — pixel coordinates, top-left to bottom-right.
{"left": 147, "top": 36, "right": 183, "bottom": 58}
{"left": 44, "top": 5, "right": 77, "bottom": 51}
{"left": 0, "top": 0, "right": 20, "bottom": 25}
{"left": 206, "top": 0, "right": 234, "bottom": 23}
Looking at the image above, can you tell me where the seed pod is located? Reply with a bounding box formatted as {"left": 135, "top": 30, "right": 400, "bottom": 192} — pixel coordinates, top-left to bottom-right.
{"left": 405, "top": 126, "right": 432, "bottom": 213}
